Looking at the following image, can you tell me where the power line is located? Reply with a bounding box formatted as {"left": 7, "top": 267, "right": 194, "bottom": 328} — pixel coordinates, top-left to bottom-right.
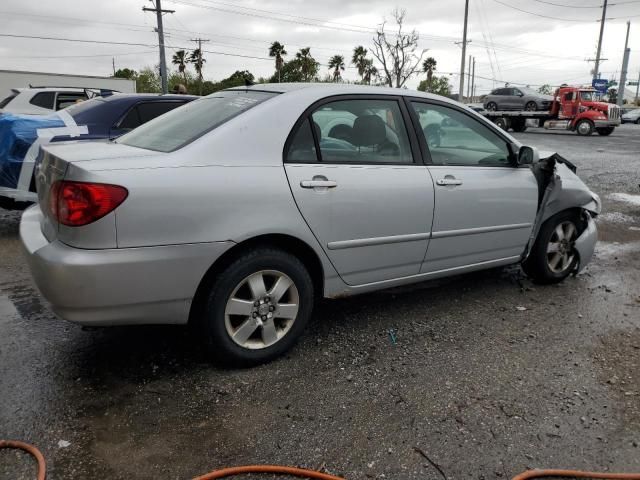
{"left": 527, "top": 0, "right": 602, "bottom": 8}
{"left": 0, "top": 51, "right": 156, "bottom": 59}
{"left": 489, "top": 0, "right": 599, "bottom": 21}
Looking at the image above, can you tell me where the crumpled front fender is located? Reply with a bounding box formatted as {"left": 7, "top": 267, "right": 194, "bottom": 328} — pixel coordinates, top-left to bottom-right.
{"left": 574, "top": 213, "right": 597, "bottom": 273}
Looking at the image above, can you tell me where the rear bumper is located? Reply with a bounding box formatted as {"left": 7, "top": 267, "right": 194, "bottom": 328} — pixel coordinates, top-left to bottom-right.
{"left": 20, "top": 205, "right": 234, "bottom": 326}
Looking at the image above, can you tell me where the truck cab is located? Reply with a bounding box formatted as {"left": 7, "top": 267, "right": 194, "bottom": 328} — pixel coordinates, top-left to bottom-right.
{"left": 551, "top": 86, "right": 621, "bottom": 136}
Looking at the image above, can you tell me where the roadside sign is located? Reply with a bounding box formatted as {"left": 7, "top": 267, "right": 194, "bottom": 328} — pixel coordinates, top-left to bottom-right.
{"left": 592, "top": 78, "right": 608, "bottom": 93}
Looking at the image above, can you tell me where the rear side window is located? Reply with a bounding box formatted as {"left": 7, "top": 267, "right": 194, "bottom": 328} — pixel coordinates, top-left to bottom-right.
{"left": 29, "top": 92, "right": 55, "bottom": 109}
{"left": 0, "top": 92, "right": 17, "bottom": 108}
{"left": 286, "top": 118, "right": 318, "bottom": 162}
{"left": 118, "top": 91, "right": 276, "bottom": 152}
{"left": 56, "top": 93, "right": 87, "bottom": 110}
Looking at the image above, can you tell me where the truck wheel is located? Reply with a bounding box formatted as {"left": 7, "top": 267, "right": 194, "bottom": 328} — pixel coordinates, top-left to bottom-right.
{"left": 575, "top": 119, "right": 594, "bottom": 136}
{"left": 525, "top": 101, "right": 537, "bottom": 111}
{"left": 596, "top": 127, "right": 614, "bottom": 136}
{"left": 493, "top": 117, "right": 509, "bottom": 130}
{"left": 199, "top": 247, "right": 314, "bottom": 366}
{"left": 522, "top": 211, "right": 582, "bottom": 285}
{"left": 486, "top": 102, "right": 498, "bottom": 111}
{"left": 636, "top": 118, "right": 640, "bottom": 125}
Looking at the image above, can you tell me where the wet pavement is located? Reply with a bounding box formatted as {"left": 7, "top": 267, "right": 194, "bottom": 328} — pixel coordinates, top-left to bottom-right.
{"left": 1, "top": 124, "right": 639, "bottom": 479}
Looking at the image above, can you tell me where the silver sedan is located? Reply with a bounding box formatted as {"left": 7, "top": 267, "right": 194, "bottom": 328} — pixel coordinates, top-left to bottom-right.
{"left": 21, "top": 84, "right": 600, "bottom": 365}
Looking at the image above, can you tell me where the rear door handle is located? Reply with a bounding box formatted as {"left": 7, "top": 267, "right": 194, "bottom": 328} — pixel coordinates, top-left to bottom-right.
{"left": 300, "top": 180, "right": 338, "bottom": 189}
{"left": 436, "top": 177, "right": 463, "bottom": 186}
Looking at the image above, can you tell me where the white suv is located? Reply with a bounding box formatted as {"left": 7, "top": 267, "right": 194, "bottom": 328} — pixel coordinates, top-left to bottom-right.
{"left": 0, "top": 87, "right": 89, "bottom": 115}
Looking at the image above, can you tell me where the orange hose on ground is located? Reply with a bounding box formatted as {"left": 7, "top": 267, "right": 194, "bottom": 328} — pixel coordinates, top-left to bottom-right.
{"left": 512, "top": 470, "right": 640, "bottom": 480}
{"left": 192, "top": 465, "right": 345, "bottom": 480}
{"left": 0, "top": 440, "right": 46, "bottom": 480}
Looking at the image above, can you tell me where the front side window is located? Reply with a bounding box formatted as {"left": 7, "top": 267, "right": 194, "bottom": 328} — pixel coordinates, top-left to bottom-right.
{"left": 411, "top": 102, "right": 511, "bottom": 167}
{"left": 118, "top": 90, "right": 276, "bottom": 152}
{"left": 29, "top": 92, "right": 55, "bottom": 109}
{"left": 580, "top": 91, "right": 594, "bottom": 101}
{"left": 297, "top": 98, "right": 413, "bottom": 164}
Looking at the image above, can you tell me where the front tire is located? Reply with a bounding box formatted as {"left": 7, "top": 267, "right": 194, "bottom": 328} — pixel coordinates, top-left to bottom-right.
{"left": 596, "top": 127, "right": 614, "bottom": 136}
{"left": 522, "top": 211, "right": 581, "bottom": 284}
{"left": 575, "top": 119, "right": 594, "bottom": 136}
{"left": 200, "top": 248, "right": 314, "bottom": 366}
{"left": 525, "top": 101, "right": 537, "bottom": 111}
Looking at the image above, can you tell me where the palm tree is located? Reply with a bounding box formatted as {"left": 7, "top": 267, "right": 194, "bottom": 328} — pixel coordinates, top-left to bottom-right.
{"left": 295, "top": 47, "right": 317, "bottom": 82}
{"left": 352, "top": 46, "right": 368, "bottom": 82}
{"left": 328, "top": 55, "right": 345, "bottom": 82}
{"left": 422, "top": 57, "right": 437, "bottom": 90}
{"left": 362, "top": 59, "right": 378, "bottom": 85}
{"left": 268, "top": 41, "right": 287, "bottom": 83}
{"left": 172, "top": 50, "right": 189, "bottom": 86}
{"left": 189, "top": 48, "right": 206, "bottom": 95}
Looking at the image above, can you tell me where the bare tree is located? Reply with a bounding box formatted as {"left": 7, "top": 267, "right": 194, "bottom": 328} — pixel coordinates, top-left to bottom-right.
{"left": 371, "top": 9, "right": 426, "bottom": 88}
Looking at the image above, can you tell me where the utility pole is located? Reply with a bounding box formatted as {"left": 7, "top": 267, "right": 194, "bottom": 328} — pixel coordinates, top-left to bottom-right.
{"left": 635, "top": 70, "right": 640, "bottom": 104}
{"left": 593, "top": 0, "right": 608, "bottom": 81}
{"left": 112, "top": 57, "right": 116, "bottom": 76}
{"left": 458, "top": 0, "right": 470, "bottom": 102}
{"left": 143, "top": 0, "right": 174, "bottom": 94}
{"left": 466, "top": 55, "right": 472, "bottom": 99}
{"left": 471, "top": 57, "right": 476, "bottom": 102}
{"left": 617, "top": 21, "right": 630, "bottom": 106}
{"left": 191, "top": 37, "right": 210, "bottom": 95}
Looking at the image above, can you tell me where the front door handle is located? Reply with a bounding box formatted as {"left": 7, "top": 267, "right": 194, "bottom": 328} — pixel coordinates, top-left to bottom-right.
{"left": 436, "top": 176, "right": 463, "bottom": 186}
{"left": 300, "top": 179, "right": 338, "bottom": 189}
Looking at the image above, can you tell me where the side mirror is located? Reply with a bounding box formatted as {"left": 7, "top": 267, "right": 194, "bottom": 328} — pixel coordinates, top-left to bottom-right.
{"left": 517, "top": 145, "right": 539, "bottom": 165}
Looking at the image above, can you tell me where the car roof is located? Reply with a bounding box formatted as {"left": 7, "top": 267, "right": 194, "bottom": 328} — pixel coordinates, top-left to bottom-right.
{"left": 228, "top": 83, "right": 462, "bottom": 107}
{"left": 16, "top": 87, "right": 87, "bottom": 93}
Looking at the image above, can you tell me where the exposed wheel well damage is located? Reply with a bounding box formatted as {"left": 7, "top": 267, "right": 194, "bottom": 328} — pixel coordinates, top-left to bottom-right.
{"left": 188, "top": 234, "right": 324, "bottom": 325}
{"left": 523, "top": 152, "right": 600, "bottom": 264}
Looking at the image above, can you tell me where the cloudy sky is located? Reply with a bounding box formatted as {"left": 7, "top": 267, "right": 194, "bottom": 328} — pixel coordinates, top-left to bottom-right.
{"left": 0, "top": 0, "right": 638, "bottom": 94}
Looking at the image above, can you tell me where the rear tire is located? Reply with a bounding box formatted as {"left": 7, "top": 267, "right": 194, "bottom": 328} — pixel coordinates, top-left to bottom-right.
{"left": 511, "top": 119, "right": 527, "bottom": 132}
{"left": 486, "top": 101, "right": 498, "bottom": 111}
{"left": 596, "top": 127, "right": 614, "bottom": 136}
{"left": 522, "top": 211, "right": 582, "bottom": 285}
{"left": 199, "top": 247, "right": 314, "bottom": 366}
{"left": 575, "top": 119, "right": 594, "bottom": 136}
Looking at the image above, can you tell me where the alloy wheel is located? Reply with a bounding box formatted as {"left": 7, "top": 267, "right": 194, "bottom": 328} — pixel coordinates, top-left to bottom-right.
{"left": 224, "top": 270, "right": 299, "bottom": 349}
{"left": 546, "top": 221, "right": 577, "bottom": 274}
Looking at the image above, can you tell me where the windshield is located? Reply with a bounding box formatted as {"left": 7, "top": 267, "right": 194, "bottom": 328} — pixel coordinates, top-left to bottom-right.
{"left": 118, "top": 90, "right": 277, "bottom": 152}
{"left": 580, "top": 91, "right": 595, "bottom": 101}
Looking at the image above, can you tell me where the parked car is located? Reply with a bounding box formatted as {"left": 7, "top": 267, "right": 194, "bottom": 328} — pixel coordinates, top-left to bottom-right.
{"left": 21, "top": 84, "right": 600, "bottom": 366}
{"left": 0, "top": 87, "right": 99, "bottom": 115}
{"left": 621, "top": 108, "right": 640, "bottom": 124}
{"left": 0, "top": 93, "right": 196, "bottom": 209}
{"left": 483, "top": 87, "right": 553, "bottom": 111}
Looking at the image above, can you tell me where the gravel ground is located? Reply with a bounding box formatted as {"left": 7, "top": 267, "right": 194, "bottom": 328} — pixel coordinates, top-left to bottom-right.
{"left": 1, "top": 124, "right": 639, "bottom": 480}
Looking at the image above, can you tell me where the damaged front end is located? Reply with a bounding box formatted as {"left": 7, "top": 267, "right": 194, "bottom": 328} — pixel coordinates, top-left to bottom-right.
{"left": 523, "top": 151, "right": 600, "bottom": 273}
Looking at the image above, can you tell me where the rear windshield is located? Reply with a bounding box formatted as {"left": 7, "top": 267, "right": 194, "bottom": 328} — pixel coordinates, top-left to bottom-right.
{"left": 0, "top": 92, "right": 18, "bottom": 109}
{"left": 117, "top": 90, "right": 277, "bottom": 152}
{"left": 65, "top": 97, "right": 105, "bottom": 122}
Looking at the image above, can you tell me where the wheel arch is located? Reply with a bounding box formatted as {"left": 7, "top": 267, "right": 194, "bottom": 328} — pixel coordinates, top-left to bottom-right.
{"left": 188, "top": 233, "right": 325, "bottom": 325}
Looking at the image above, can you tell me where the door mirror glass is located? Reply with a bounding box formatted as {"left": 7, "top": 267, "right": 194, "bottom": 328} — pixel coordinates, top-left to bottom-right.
{"left": 517, "top": 145, "right": 539, "bottom": 165}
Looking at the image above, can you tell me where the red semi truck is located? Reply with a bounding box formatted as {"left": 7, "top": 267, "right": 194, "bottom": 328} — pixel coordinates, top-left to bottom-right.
{"left": 481, "top": 85, "right": 621, "bottom": 136}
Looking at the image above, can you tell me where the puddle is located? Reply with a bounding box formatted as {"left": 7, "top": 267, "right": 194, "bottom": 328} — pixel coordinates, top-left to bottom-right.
{"left": 608, "top": 193, "right": 640, "bottom": 207}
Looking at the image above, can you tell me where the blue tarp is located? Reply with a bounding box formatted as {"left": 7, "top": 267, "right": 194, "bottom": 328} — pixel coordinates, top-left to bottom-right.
{"left": 0, "top": 113, "right": 65, "bottom": 189}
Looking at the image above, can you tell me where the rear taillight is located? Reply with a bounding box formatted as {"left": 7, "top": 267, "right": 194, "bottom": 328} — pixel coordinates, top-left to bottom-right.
{"left": 49, "top": 180, "right": 128, "bottom": 227}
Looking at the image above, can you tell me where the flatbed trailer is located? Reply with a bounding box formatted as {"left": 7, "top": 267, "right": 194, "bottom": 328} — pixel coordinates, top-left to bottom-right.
{"left": 477, "top": 85, "right": 621, "bottom": 136}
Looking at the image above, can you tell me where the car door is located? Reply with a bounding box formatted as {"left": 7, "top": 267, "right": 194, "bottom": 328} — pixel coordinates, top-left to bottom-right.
{"left": 284, "top": 96, "right": 435, "bottom": 286}
{"left": 408, "top": 100, "right": 539, "bottom": 273}
{"left": 511, "top": 88, "right": 526, "bottom": 109}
